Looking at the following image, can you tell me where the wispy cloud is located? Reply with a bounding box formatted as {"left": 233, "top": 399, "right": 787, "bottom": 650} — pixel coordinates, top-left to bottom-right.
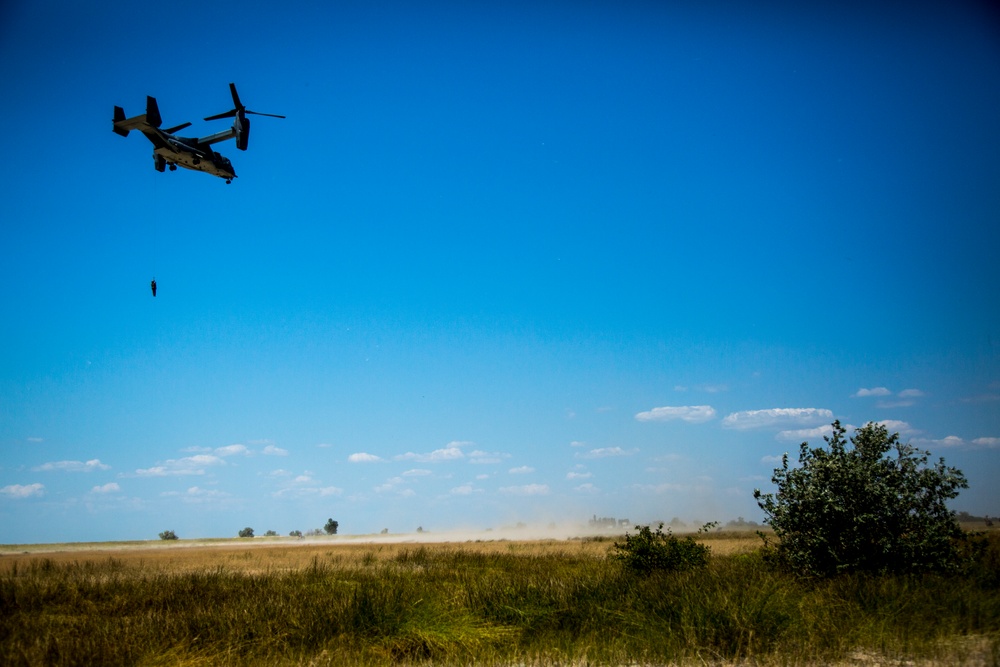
{"left": 775, "top": 424, "right": 834, "bottom": 442}
{"left": 33, "top": 459, "right": 110, "bottom": 473}
{"left": 91, "top": 482, "right": 120, "bottom": 494}
{"left": 499, "top": 484, "right": 550, "bottom": 496}
{"left": 972, "top": 437, "right": 1000, "bottom": 448}
{"left": 402, "top": 468, "right": 432, "bottom": 477}
{"left": 635, "top": 405, "right": 716, "bottom": 423}
{"left": 1, "top": 483, "right": 44, "bottom": 498}
{"left": 876, "top": 420, "right": 920, "bottom": 436}
{"left": 468, "top": 450, "right": 510, "bottom": 464}
{"left": 133, "top": 454, "right": 224, "bottom": 477}
{"left": 395, "top": 447, "right": 464, "bottom": 463}
{"left": 509, "top": 466, "right": 535, "bottom": 474}
{"left": 161, "top": 486, "right": 234, "bottom": 504}
{"left": 450, "top": 484, "right": 478, "bottom": 495}
{"left": 578, "top": 447, "right": 636, "bottom": 459}
{"left": 722, "top": 408, "right": 833, "bottom": 430}
{"left": 913, "top": 436, "right": 965, "bottom": 449}
{"left": 348, "top": 452, "right": 383, "bottom": 463}
{"left": 574, "top": 483, "right": 599, "bottom": 494}
{"left": 853, "top": 387, "right": 891, "bottom": 398}
{"left": 262, "top": 445, "right": 288, "bottom": 456}
{"left": 215, "top": 444, "right": 249, "bottom": 457}
{"left": 566, "top": 471, "right": 592, "bottom": 480}
{"left": 898, "top": 389, "right": 925, "bottom": 398}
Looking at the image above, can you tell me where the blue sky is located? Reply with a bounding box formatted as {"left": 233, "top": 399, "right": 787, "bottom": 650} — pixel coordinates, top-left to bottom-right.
{"left": 2, "top": 1, "right": 999, "bottom": 543}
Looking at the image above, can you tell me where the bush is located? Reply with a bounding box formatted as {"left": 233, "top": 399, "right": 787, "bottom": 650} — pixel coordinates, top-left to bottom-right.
{"left": 238, "top": 527, "right": 254, "bottom": 538}
{"left": 754, "top": 420, "right": 968, "bottom": 577}
{"left": 612, "top": 522, "right": 715, "bottom": 574}
{"left": 289, "top": 530, "right": 302, "bottom": 537}
{"left": 324, "top": 518, "right": 339, "bottom": 535}
{"left": 158, "top": 530, "right": 178, "bottom": 541}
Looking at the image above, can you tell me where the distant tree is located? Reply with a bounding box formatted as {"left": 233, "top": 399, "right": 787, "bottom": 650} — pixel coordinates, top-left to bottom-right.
{"left": 416, "top": 526, "right": 424, "bottom": 533}
{"left": 380, "top": 528, "right": 389, "bottom": 534}
{"left": 289, "top": 530, "right": 303, "bottom": 537}
{"left": 755, "top": 421, "right": 968, "bottom": 576}
{"left": 612, "top": 522, "right": 716, "bottom": 574}
{"left": 323, "top": 518, "right": 339, "bottom": 535}
{"left": 238, "top": 527, "right": 255, "bottom": 538}
{"left": 264, "top": 530, "right": 278, "bottom": 537}
{"left": 158, "top": 530, "right": 178, "bottom": 541}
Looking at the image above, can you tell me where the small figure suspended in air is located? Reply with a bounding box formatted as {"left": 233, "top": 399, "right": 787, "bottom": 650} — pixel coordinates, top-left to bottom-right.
{"left": 151, "top": 278, "right": 157, "bottom": 297}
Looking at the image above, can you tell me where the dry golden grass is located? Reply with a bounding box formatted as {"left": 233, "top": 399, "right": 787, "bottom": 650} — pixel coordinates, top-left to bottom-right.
{"left": 0, "top": 530, "right": 764, "bottom": 575}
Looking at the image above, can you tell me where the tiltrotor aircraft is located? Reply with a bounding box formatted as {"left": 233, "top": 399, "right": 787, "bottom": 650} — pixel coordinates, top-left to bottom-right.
{"left": 113, "top": 83, "right": 284, "bottom": 183}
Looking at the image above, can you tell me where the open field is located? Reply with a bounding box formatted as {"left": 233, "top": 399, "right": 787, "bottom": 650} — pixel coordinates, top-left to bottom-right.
{"left": 1, "top": 530, "right": 998, "bottom": 666}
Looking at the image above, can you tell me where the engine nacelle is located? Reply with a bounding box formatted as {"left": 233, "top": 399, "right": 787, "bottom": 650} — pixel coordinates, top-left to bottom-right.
{"left": 236, "top": 115, "right": 251, "bottom": 151}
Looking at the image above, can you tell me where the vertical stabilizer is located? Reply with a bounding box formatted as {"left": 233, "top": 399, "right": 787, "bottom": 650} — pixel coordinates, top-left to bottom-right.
{"left": 146, "top": 96, "right": 162, "bottom": 128}
{"left": 112, "top": 106, "right": 129, "bottom": 136}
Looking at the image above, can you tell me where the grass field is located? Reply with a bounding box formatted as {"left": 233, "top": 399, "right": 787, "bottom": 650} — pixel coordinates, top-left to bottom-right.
{"left": 1, "top": 530, "right": 998, "bottom": 666}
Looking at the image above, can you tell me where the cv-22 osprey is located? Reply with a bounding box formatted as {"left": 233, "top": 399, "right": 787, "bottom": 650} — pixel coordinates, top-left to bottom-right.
{"left": 113, "top": 83, "right": 284, "bottom": 183}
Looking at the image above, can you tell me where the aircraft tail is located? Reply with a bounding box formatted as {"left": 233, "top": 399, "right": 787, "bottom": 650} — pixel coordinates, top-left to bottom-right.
{"left": 113, "top": 106, "right": 129, "bottom": 136}
{"left": 145, "top": 96, "right": 162, "bottom": 128}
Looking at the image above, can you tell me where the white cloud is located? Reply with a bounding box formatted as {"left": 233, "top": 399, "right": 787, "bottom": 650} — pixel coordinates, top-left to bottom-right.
{"left": 578, "top": 447, "right": 635, "bottom": 459}
{"left": 1, "top": 483, "right": 44, "bottom": 498}
{"left": 161, "top": 486, "right": 232, "bottom": 503}
{"left": 26, "top": 437, "right": 43, "bottom": 443}
{"left": 854, "top": 387, "right": 891, "bottom": 398}
{"left": 913, "top": 435, "right": 965, "bottom": 449}
{"left": 569, "top": 441, "right": 587, "bottom": 447}
{"left": 566, "top": 471, "right": 592, "bottom": 480}
{"left": 760, "top": 454, "right": 785, "bottom": 464}
{"left": 215, "top": 444, "right": 249, "bottom": 457}
{"left": 509, "top": 466, "right": 535, "bottom": 474}
{"left": 499, "top": 484, "right": 550, "bottom": 496}
{"left": 134, "top": 454, "right": 223, "bottom": 476}
{"left": 876, "top": 420, "right": 919, "bottom": 436}
{"left": 574, "top": 483, "right": 599, "bottom": 494}
{"left": 262, "top": 445, "right": 288, "bottom": 456}
{"left": 635, "top": 405, "right": 716, "bottom": 423}
{"left": 722, "top": 408, "right": 833, "bottom": 430}
{"left": 33, "top": 459, "right": 110, "bottom": 472}
{"left": 468, "top": 450, "right": 509, "bottom": 464}
{"left": 450, "top": 484, "right": 475, "bottom": 495}
{"left": 91, "top": 482, "right": 120, "bottom": 494}
{"left": 395, "top": 446, "right": 464, "bottom": 463}
{"left": 898, "top": 388, "right": 925, "bottom": 398}
{"left": 348, "top": 452, "right": 383, "bottom": 463}
{"left": 775, "top": 425, "right": 834, "bottom": 442}
{"left": 273, "top": 483, "right": 343, "bottom": 499}
{"left": 972, "top": 437, "right": 1000, "bottom": 448}
{"left": 934, "top": 436, "right": 965, "bottom": 448}
{"left": 402, "top": 468, "right": 432, "bottom": 477}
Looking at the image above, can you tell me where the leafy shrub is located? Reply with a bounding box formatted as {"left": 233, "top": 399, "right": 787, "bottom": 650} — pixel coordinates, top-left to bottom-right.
{"left": 754, "top": 420, "right": 968, "bottom": 577}
{"left": 238, "top": 527, "right": 254, "bottom": 538}
{"left": 612, "top": 522, "right": 715, "bottom": 574}
{"left": 289, "top": 530, "right": 303, "bottom": 537}
{"left": 158, "top": 530, "right": 178, "bottom": 541}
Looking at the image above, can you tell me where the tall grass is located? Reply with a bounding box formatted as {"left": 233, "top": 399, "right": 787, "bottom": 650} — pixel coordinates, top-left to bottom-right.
{"left": 1, "top": 535, "right": 998, "bottom": 665}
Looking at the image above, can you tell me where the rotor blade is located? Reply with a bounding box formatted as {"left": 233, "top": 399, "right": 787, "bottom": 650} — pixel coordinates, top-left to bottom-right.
{"left": 163, "top": 121, "right": 192, "bottom": 134}
{"left": 246, "top": 110, "right": 286, "bottom": 119}
{"left": 229, "top": 83, "right": 243, "bottom": 111}
{"left": 204, "top": 109, "right": 237, "bottom": 121}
